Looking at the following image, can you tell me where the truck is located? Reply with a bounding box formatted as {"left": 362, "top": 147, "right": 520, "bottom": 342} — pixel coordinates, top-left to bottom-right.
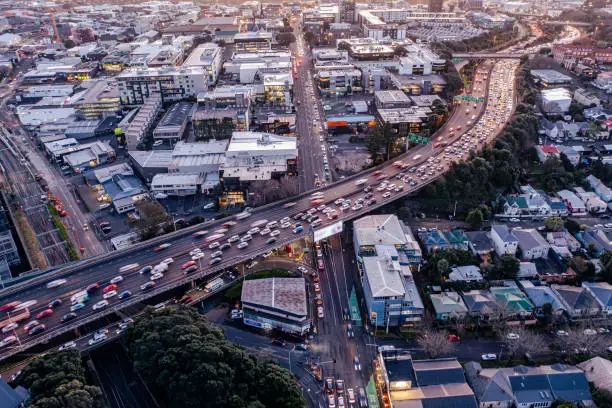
{"left": 0, "top": 308, "right": 30, "bottom": 329}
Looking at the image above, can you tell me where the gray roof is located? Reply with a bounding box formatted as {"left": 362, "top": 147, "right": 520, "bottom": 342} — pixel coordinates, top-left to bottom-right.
{"left": 512, "top": 229, "right": 549, "bottom": 252}
{"left": 465, "top": 231, "right": 493, "bottom": 252}
{"left": 413, "top": 359, "right": 466, "bottom": 387}
{"left": 464, "top": 362, "right": 513, "bottom": 404}
{"left": 582, "top": 282, "right": 612, "bottom": 308}
{"left": 509, "top": 374, "right": 553, "bottom": 404}
{"left": 241, "top": 277, "right": 307, "bottom": 317}
{"left": 354, "top": 214, "right": 408, "bottom": 246}
{"left": 156, "top": 102, "right": 193, "bottom": 128}
{"left": 491, "top": 225, "right": 517, "bottom": 243}
{"left": 0, "top": 379, "right": 27, "bottom": 408}
{"left": 548, "top": 372, "right": 592, "bottom": 402}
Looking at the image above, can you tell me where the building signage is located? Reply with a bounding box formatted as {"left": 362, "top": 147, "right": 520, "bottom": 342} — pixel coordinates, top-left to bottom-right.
{"left": 313, "top": 220, "right": 343, "bottom": 242}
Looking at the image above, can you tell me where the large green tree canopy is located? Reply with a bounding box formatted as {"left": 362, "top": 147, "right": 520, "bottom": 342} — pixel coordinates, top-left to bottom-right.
{"left": 123, "top": 307, "right": 306, "bottom": 408}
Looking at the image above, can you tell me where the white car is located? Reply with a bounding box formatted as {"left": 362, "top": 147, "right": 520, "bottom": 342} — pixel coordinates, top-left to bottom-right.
{"left": 270, "top": 230, "right": 280, "bottom": 237}
{"left": 279, "top": 217, "right": 290, "bottom": 224}
{"left": 247, "top": 227, "right": 260, "bottom": 235}
{"left": 189, "top": 248, "right": 202, "bottom": 256}
{"left": 161, "top": 258, "right": 174, "bottom": 264}
{"left": 88, "top": 334, "right": 106, "bottom": 346}
{"left": 259, "top": 228, "right": 271, "bottom": 236}
{"left": 92, "top": 300, "right": 109, "bottom": 310}
{"left": 506, "top": 333, "right": 520, "bottom": 340}
{"left": 0, "top": 336, "right": 17, "bottom": 348}
{"left": 192, "top": 252, "right": 205, "bottom": 261}
{"left": 237, "top": 242, "right": 249, "bottom": 249}
{"left": 240, "top": 234, "right": 252, "bottom": 242}
{"left": 150, "top": 272, "right": 164, "bottom": 281}
{"left": 2, "top": 322, "right": 19, "bottom": 333}
{"left": 103, "top": 290, "right": 117, "bottom": 299}
{"left": 557, "top": 330, "right": 569, "bottom": 337}
{"left": 481, "top": 353, "right": 497, "bottom": 361}
{"left": 46, "top": 279, "right": 67, "bottom": 288}
{"left": 280, "top": 222, "right": 291, "bottom": 229}
{"left": 509, "top": 218, "right": 520, "bottom": 223}
{"left": 110, "top": 275, "right": 123, "bottom": 284}
{"left": 59, "top": 341, "right": 77, "bottom": 351}
{"left": 382, "top": 192, "right": 391, "bottom": 198}
{"left": 228, "top": 235, "right": 240, "bottom": 243}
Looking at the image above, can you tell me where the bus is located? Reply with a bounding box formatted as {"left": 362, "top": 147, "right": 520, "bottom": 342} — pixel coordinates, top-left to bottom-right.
{"left": 119, "top": 263, "right": 140, "bottom": 273}
{"left": 0, "top": 308, "right": 30, "bottom": 329}
{"left": 204, "top": 277, "right": 225, "bottom": 293}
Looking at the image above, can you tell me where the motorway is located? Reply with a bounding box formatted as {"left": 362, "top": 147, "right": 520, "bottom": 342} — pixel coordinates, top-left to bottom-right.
{"left": 0, "top": 58, "right": 512, "bottom": 362}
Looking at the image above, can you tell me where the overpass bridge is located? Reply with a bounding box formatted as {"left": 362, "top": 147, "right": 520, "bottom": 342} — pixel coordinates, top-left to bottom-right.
{"left": 0, "top": 59, "right": 516, "bottom": 362}
{"left": 452, "top": 53, "right": 523, "bottom": 60}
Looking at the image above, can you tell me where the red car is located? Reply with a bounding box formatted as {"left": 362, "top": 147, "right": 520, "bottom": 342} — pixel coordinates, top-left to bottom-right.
{"left": 103, "top": 284, "right": 117, "bottom": 293}
{"left": 86, "top": 283, "right": 100, "bottom": 293}
{"left": 447, "top": 334, "right": 461, "bottom": 342}
{"left": 153, "top": 243, "right": 171, "bottom": 251}
{"left": 0, "top": 301, "right": 20, "bottom": 312}
{"left": 376, "top": 174, "right": 386, "bottom": 181}
{"left": 36, "top": 309, "right": 53, "bottom": 319}
{"left": 182, "top": 261, "right": 196, "bottom": 269}
{"left": 371, "top": 170, "right": 381, "bottom": 176}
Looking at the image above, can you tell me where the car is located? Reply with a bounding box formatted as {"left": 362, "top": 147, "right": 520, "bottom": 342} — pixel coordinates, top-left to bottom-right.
{"left": 139, "top": 265, "right": 153, "bottom": 274}
{"left": 348, "top": 389, "right": 356, "bottom": 404}
{"left": 103, "top": 284, "right": 117, "bottom": 293}
{"left": 70, "top": 302, "right": 85, "bottom": 312}
{"left": 266, "top": 237, "right": 277, "bottom": 245}
{"left": 359, "top": 388, "right": 367, "bottom": 407}
{"left": 317, "top": 306, "right": 325, "bottom": 318}
{"left": 89, "top": 334, "right": 106, "bottom": 346}
{"left": 314, "top": 282, "right": 321, "bottom": 292}
{"left": 93, "top": 300, "right": 109, "bottom": 310}
{"left": 247, "top": 227, "right": 260, "bottom": 235}
{"left": 0, "top": 335, "right": 17, "bottom": 348}
{"left": 240, "top": 234, "right": 252, "bottom": 242}
{"left": 219, "top": 243, "right": 231, "bottom": 251}
{"left": 382, "top": 191, "right": 391, "bottom": 198}
{"left": 189, "top": 248, "right": 202, "bottom": 256}
{"left": 118, "top": 290, "right": 132, "bottom": 299}
{"left": 59, "top": 341, "right": 77, "bottom": 351}
{"left": 237, "top": 241, "right": 249, "bottom": 249}
{"left": 86, "top": 283, "right": 100, "bottom": 293}
{"left": 203, "top": 202, "right": 215, "bottom": 210}
{"left": 0, "top": 301, "right": 20, "bottom": 312}
{"left": 259, "top": 228, "right": 271, "bottom": 236}
{"left": 481, "top": 353, "right": 497, "bottom": 361}
{"left": 184, "top": 265, "right": 198, "bottom": 274}
{"left": 336, "top": 379, "right": 344, "bottom": 394}
{"left": 48, "top": 299, "right": 62, "bottom": 308}
{"left": 141, "top": 281, "right": 156, "bottom": 291}
{"left": 509, "top": 218, "right": 520, "bottom": 222}
{"left": 328, "top": 394, "right": 336, "bottom": 408}
{"left": 154, "top": 243, "right": 171, "bottom": 251}
{"left": 110, "top": 275, "right": 124, "bottom": 284}
{"left": 293, "top": 226, "right": 304, "bottom": 234}
{"left": 28, "top": 324, "right": 46, "bottom": 336}
{"left": 326, "top": 377, "right": 335, "bottom": 393}
{"left": 598, "top": 327, "right": 610, "bottom": 334}
{"left": 182, "top": 261, "right": 197, "bottom": 269}
{"left": 208, "top": 241, "right": 220, "bottom": 249}
{"left": 210, "top": 250, "right": 223, "bottom": 259}
{"left": 557, "top": 330, "right": 569, "bottom": 337}
{"left": 447, "top": 334, "right": 460, "bottom": 342}
{"left": 271, "top": 338, "right": 286, "bottom": 347}
{"left": 354, "top": 356, "right": 361, "bottom": 371}
{"left": 506, "top": 333, "right": 520, "bottom": 340}
{"left": 60, "top": 312, "right": 78, "bottom": 323}
{"left": 192, "top": 252, "right": 205, "bottom": 260}
{"left": 246, "top": 260, "right": 258, "bottom": 269}
{"left": 46, "top": 279, "right": 67, "bottom": 288}
{"left": 161, "top": 258, "right": 174, "bottom": 264}
{"left": 36, "top": 309, "right": 53, "bottom": 319}
{"left": 210, "top": 257, "right": 222, "bottom": 265}
{"left": 103, "top": 290, "right": 117, "bottom": 299}
{"left": 584, "top": 328, "right": 598, "bottom": 336}
{"left": 150, "top": 272, "right": 164, "bottom": 281}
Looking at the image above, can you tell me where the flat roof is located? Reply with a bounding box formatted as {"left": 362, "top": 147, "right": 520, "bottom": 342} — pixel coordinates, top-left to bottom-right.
{"left": 531, "top": 69, "right": 572, "bottom": 83}
{"left": 376, "top": 90, "right": 411, "bottom": 104}
{"left": 227, "top": 132, "right": 296, "bottom": 153}
{"left": 172, "top": 140, "right": 228, "bottom": 156}
{"left": 241, "top": 277, "right": 307, "bottom": 317}
{"left": 363, "top": 256, "right": 405, "bottom": 298}
{"left": 156, "top": 102, "right": 193, "bottom": 129}
{"left": 354, "top": 214, "right": 407, "bottom": 246}
{"left": 151, "top": 173, "right": 201, "bottom": 186}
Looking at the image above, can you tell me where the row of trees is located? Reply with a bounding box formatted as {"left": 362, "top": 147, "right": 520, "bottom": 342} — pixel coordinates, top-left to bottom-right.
{"left": 124, "top": 307, "right": 306, "bottom": 408}
{"left": 14, "top": 350, "right": 106, "bottom": 408}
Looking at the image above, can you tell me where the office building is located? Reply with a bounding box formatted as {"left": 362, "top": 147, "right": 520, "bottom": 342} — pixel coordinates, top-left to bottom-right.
{"left": 540, "top": 88, "right": 572, "bottom": 115}
{"left": 116, "top": 66, "right": 207, "bottom": 105}
{"left": 233, "top": 32, "right": 272, "bottom": 53}
{"left": 151, "top": 173, "right": 202, "bottom": 196}
{"left": 69, "top": 80, "right": 121, "bottom": 119}
{"left": 375, "top": 90, "right": 412, "bottom": 109}
{"left": 182, "top": 43, "right": 223, "bottom": 85}
{"left": 353, "top": 214, "right": 423, "bottom": 328}
{"left": 126, "top": 94, "right": 162, "bottom": 151}
{"left": 317, "top": 66, "right": 362, "bottom": 96}
{"left": 241, "top": 277, "right": 310, "bottom": 335}
{"left": 376, "top": 106, "right": 431, "bottom": 134}
{"left": 340, "top": 0, "right": 356, "bottom": 23}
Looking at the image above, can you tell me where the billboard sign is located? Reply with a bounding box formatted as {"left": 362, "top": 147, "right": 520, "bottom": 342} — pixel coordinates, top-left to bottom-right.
{"left": 313, "top": 221, "right": 343, "bottom": 242}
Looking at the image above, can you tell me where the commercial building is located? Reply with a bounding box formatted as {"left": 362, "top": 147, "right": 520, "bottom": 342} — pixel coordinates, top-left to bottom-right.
{"left": 116, "top": 66, "right": 207, "bottom": 105}
{"left": 151, "top": 173, "right": 202, "bottom": 196}
{"left": 152, "top": 102, "right": 193, "bottom": 143}
{"left": 241, "top": 277, "right": 310, "bottom": 335}
{"left": 376, "top": 107, "right": 431, "bottom": 134}
{"left": 375, "top": 90, "right": 412, "bottom": 109}
{"left": 86, "top": 163, "right": 149, "bottom": 214}
{"left": 182, "top": 43, "right": 223, "bottom": 84}
{"left": 540, "top": 88, "right": 572, "bottom": 115}
{"left": 233, "top": 32, "right": 272, "bottom": 53}
{"left": 263, "top": 73, "right": 293, "bottom": 106}
{"left": 69, "top": 80, "right": 121, "bottom": 119}
{"left": 380, "top": 355, "right": 478, "bottom": 408}
{"left": 62, "top": 141, "right": 115, "bottom": 173}
{"left": 553, "top": 44, "right": 612, "bottom": 65}
{"left": 221, "top": 131, "right": 298, "bottom": 184}
{"left": 192, "top": 108, "right": 246, "bottom": 141}
{"left": 531, "top": 69, "right": 572, "bottom": 88}
{"left": 353, "top": 214, "right": 423, "bottom": 328}
{"left": 468, "top": 12, "right": 515, "bottom": 29}
{"left": 316, "top": 66, "right": 362, "bottom": 96}
{"left": 126, "top": 94, "right": 162, "bottom": 151}
{"left": 17, "top": 97, "right": 76, "bottom": 127}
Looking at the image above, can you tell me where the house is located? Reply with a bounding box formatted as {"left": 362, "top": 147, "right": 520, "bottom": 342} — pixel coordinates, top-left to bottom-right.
{"left": 500, "top": 196, "right": 528, "bottom": 217}
{"left": 419, "top": 229, "right": 449, "bottom": 252}
{"left": 430, "top": 290, "right": 469, "bottom": 321}
{"left": 546, "top": 230, "right": 582, "bottom": 252}
{"left": 542, "top": 193, "right": 569, "bottom": 216}
{"left": 583, "top": 106, "right": 612, "bottom": 121}
{"left": 577, "top": 357, "right": 612, "bottom": 392}
{"left": 537, "top": 267, "right": 577, "bottom": 284}
{"left": 448, "top": 265, "right": 484, "bottom": 282}
{"left": 491, "top": 225, "right": 518, "bottom": 256}
{"left": 536, "top": 145, "right": 560, "bottom": 163}
{"left": 512, "top": 228, "right": 551, "bottom": 260}
{"left": 465, "top": 231, "right": 495, "bottom": 258}
{"left": 574, "top": 87, "right": 600, "bottom": 107}
{"left": 556, "top": 145, "right": 581, "bottom": 166}
{"left": 575, "top": 188, "right": 607, "bottom": 213}
{"left": 517, "top": 262, "right": 538, "bottom": 279}
{"left": 575, "top": 228, "right": 612, "bottom": 257}
{"left": 462, "top": 290, "right": 502, "bottom": 320}
{"left": 552, "top": 284, "right": 601, "bottom": 318}
{"left": 0, "top": 378, "right": 28, "bottom": 408}
{"left": 557, "top": 190, "right": 587, "bottom": 216}
{"left": 444, "top": 229, "right": 470, "bottom": 251}
{"left": 582, "top": 281, "right": 612, "bottom": 315}
{"left": 519, "top": 280, "right": 566, "bottom": 315}
{"left": 490, "top": 283, "right": 534, "bottom": 317}
{"left": 465, "top": 363, "right": 593, "bottom": 408}
{"left": 586, "top": 174, "right": 612, "bottom": 202}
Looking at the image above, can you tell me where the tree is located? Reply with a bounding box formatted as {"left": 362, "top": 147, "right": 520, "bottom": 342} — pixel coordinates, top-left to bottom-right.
{"left": 393, "top": 46, "right": 408, "bottom": 57}
{"left": 498, "top": 255, "right": 519, "bottom": 279}
{"left": 63, "top": 39, "right": 76, "bottom": 49}
{"left": 14, "top": 350, "right": 106, "bottom": 408}
{"left": 124, "top": 307, "right": 306, "bottom": 408}
{"left": 500, "top": 326, "right": 548, "bottom": 358}
{"left": 133, "top": 199, "right": 172, "bottom": 240}
{"left": 466, "top": 208, "right": 484, "bottom": 229}
{"left": 216, "top": 39, "right": 226, "bottom": 47}
{"left": 303, "top": 31, "right": 316, "bottom": 46}
{"left": 544, "top": 216, "right": 564, "bottom": 232}
{"left": 565, "top": 218, "right": 581, "bottom": 235}
{"left": 599, "top": 251, "right": 612, "bottom": 283}
{"left": 248, "top": 178, "right": 299, "bottom": 206}
{"left": 437, "top": 258, "right": 450, "bottom": 277}
{"left": 568, "top": 257, "right": 596, "bottom": 281}
{"left": 417, "top": 330, "right": 456, "bottom": 359}
{"left": 558, "top": 325, "right": 607, "bottom": 357}
{"left": 277, "top": 32, "right": 296, "bottom": 45}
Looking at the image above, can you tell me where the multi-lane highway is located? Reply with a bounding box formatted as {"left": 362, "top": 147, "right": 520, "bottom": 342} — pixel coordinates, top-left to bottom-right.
{"left": 0, "top": 58, "right": 514, "bottom": 362}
